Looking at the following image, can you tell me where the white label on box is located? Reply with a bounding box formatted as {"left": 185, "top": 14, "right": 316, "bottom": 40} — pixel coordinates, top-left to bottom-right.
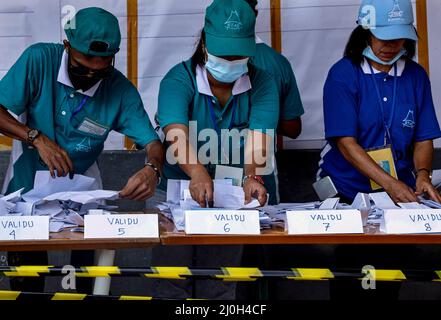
{"left": 84, "top": 214, "right": 159, "bottom": 239}
{"left": 0, "top": 216, "right": 49, "bottom": 240}
{"left": 384, "top": 209, "right": 441, "bottom": 234}
{"left": 185, "top": 210, "right": 260, "bottom": 235}
{"left": 286, "top": 210, "right": 363, "bottom": 235}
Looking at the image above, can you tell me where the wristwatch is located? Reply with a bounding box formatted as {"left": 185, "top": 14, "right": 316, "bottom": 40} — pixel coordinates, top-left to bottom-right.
{"left": 26, "top": 128, "right": 40, "bottom": 145}
{"left": 145, "top": 162, "right": 161, "bottom": 185}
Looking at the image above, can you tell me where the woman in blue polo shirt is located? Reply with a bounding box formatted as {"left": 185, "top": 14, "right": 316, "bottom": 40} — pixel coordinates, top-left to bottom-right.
{"left": 319, "top": 0, "right": 441, "bottom": 300}
{"left": 318, "top": 0, "right": 441, "bottom": 204}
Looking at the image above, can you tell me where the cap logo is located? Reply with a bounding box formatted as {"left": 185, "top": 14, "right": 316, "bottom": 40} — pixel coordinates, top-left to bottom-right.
{"left": 224, "top": 10, "right": 243, "bottom": 30}
{"left": 388, "top": 0, "right": 404, "bottom": 22}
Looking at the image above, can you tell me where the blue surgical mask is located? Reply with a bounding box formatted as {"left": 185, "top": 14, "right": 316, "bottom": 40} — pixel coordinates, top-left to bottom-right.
{"left": 363, "top": 46, "right": 407, "bottom": 66}
{"left": 205, "top": 53, "right": 249, "bottom": 83}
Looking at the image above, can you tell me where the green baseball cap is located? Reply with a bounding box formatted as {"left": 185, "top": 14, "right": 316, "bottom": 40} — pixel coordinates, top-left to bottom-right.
{"left": 243, "top": 0, "right": 258, "bottom": 9}
{"left": 204, "top": 0, "right": 256, "bottom": 57}
{"left": 64, "top": 7, "right": 121, "bottom": 57}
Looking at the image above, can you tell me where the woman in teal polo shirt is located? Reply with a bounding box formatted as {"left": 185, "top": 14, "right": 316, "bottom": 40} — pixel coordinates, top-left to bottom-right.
{"left": 158, "top": 0, "right": 279, "bottom": 207}
{"left": 149, "top": 0, "right": 279, "bottom": 299}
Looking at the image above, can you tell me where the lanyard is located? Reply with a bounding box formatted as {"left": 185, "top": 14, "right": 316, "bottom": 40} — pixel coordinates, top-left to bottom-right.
{"left": 70, "top": 95, "right": 89, "bottom": 120}
{"left": 207, "top": 96, "right": 238, "bottom": 135}
{"left": 368, "top": 62, "right": 398, "bottom": 147}
{"left": 207, "top": 96, "right": 240, "bottom": 165}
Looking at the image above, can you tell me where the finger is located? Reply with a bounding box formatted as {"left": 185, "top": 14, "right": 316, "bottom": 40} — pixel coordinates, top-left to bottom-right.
{"left": 257, "top": 187, "right": 267, "bottom": 206}
{"left": 405, "top": 189, "right": 418, "bottom": 203}
{"left": 120, "top": 178, "right": 138, "bottom": 198}
{"left": 427, "top": 187, "right": 441, "bottom": 203}
{"left": 52, "top": 160, "right": 65, "bottom": 178}
{"left": 198, "top": 190, "right": 207, "bottom": 208}
{"left": 57, "top": 155, "right": 70, "bottom": 178}
{"left": 206, "top": 185, "right": 214, "bottom": 208}
{"left": 190, "top": 188, "right": 199, "bottom": 204}
{"left": 47, "top": 162, "right": 56, "bottom": 179}
{"left": 244, "top": 186, "right": 251, "bottom": 204}
{"left": 129, "top": 184, "right": 149, "bottom": 200}
{"left": 61, "top": 150, "right": 75, "bottom": 178}
{"left": 133, "top": 188, "right": 153, "bottom": 202}
{"left": 52, "top": 159, "right": 65, "bottom": 177}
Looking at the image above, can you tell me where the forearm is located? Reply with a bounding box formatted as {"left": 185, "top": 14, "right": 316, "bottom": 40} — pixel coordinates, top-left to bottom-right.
{"left": 0, "top": 106, "right": 30, "bottom": 141}
{"left": 336, "top": 137, "right": 396, "bottom": 188}
{"left": 413, "top": 140, "right": 434, "bottom": 174}
{"left": 244, "top": 130, "right": 271, "bottom": 176}
{"left": 164, "top": 124, "right": 208, "bottom": 179}
{"left": 145, "top": 140, "right": 165, "bottom": 175}
{"left": 278, "top": 118, "right": 302, "bottom": 139}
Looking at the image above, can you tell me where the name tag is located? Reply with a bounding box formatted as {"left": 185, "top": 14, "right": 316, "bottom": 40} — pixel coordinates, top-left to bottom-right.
{"left": 185, "top": 210, "right": 260, "bottom": 235}
{"left": 366, "top": 146, "right": 397, "bottom": 191}
{"left": 286, "top": 210, "right": 364, "bottom": 235}
{"left": 384, "top": 209, "right": 441, "bottom": 234}
{"left": 0, "top": 216, "right": 49, "bottom": 241}
{"left": 84, "top": 214, "right": 159, "bottom": 239}
{"left": 77, "top": 118, "right": 108, "bottom": 136}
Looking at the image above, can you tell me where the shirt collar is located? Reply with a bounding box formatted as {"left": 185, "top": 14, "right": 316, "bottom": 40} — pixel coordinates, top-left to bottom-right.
{"left": 361, "top": 57, "right": 406, "bottom": 77}
{"left": 57, "top": 51, "right": 102, "bottom": 97}
{"left": 255, "top": 35, "right": 265, "bottom": 44}
{"left": 195, "top": 65, "right": 252, "bottom": 97}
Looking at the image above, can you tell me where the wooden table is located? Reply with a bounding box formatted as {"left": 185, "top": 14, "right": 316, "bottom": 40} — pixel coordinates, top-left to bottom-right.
{"left": 159, "top": 215, "right": 441, "bottom": 245}
{"left": 0, "top": 229, "right": 159, "bottom": 252}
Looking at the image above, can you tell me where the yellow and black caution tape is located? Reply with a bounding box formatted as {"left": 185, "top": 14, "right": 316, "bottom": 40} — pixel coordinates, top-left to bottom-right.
{"left": 0, "top": 266, "right": 440, "bottom": 282}
{"left": 0, "top": 291, "right": 193, "bottom": 301}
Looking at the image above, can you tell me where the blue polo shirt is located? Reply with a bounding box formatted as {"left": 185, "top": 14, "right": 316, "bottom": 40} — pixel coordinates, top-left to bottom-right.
{"left": 319, "top": 57, "right": 441, "bottom": 200}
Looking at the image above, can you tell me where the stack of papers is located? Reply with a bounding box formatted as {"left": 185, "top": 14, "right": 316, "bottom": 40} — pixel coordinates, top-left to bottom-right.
{"left": 0, "top": 171, "right": 119, "bottom": 232}
{"left": 159, "top": 179, "right": 265, "bottom": 231}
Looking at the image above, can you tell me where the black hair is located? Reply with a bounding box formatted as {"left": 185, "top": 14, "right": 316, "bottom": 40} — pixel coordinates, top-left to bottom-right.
{"left": 191, "top": 29, "right": 206, "bottom": 70}
{"left": 344, "top": 25, "right": 417, "bottom": 65}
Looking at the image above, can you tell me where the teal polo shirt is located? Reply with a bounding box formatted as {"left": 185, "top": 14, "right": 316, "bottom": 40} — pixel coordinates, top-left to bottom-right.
{"left": 157, "top": 59, "right": 279, "bottom": 203}
{"left": 251, "top": 41, "right": 304, "bottom": 121}
{"left": 250, "top": 40, "right": 305, "bottom": 204}
{"left": 0, "top": 43, "right": 158, "bottom": 194}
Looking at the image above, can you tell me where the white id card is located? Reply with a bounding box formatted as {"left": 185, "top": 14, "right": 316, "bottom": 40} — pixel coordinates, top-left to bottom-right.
{"left": 215, "top": 165, "right": 244, "bottom": 187}
{"left": 77, "top": 118, "right": 108, "bottom": 136}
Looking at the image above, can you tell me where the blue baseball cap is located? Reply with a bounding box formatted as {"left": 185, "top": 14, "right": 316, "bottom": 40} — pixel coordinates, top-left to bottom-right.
{"left": 357, "top": 0, "right": 418, "bottom": 41}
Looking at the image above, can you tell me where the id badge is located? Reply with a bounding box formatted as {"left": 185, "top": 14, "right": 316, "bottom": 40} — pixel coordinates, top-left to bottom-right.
{"left": 77, "top": 118, "right": 108, "bottom": 136}
{"left": 366, "top": 145, "right": 398, "bottom": 191}
{"left": 215, "top": 165, "right": 244, "bottom": 187}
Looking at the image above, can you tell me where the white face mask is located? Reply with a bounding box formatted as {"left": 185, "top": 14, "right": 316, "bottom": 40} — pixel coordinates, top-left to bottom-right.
{"left": 205, "top": 53, "right": 249, "bottom": 83}
{"left": 363, "top": 46, "right": 407, "bottom": 66}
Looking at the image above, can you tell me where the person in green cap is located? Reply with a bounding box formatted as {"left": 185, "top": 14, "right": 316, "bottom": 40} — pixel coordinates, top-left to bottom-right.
{"left": 0, "top": 7, "right": 163, "bottom": 291}
{"left": 149, "top": 0, "right": 279, "bottom": 299}
{"left": 244, "top": 0, "right": 305, "bottom": 204}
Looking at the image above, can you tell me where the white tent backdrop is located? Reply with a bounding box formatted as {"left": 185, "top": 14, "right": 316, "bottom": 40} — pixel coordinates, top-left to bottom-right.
{"left": 0, "top": 0, "right": 440, "bottom": 149}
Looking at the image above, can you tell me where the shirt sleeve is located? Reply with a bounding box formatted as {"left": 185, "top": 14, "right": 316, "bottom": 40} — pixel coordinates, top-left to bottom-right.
{"left": 114, "top": 83, "right": 159, "bottom": 148}
{"left": 157, "top": 64, "right": 195, "bottom": 129}
{"left": 280, "top": 58, "right": 305, "bottom": 120}
{"left": 323, "top": 61, "right": 359, "bottom": 139}
{"left": 0, "top": 45, "right": 39, "bottom": 116}
{"left": 414, "top": 70, "right": 441, "bottom": 142}
{"left": 248, "top": 69, "right": 280, "bottom": 132}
